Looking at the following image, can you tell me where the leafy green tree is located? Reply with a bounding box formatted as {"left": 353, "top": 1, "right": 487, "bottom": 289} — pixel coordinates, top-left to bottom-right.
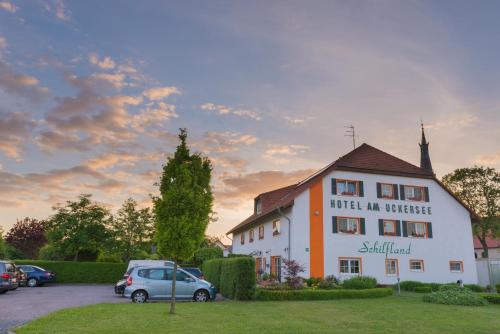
{"left": 45, "top": 194, "right": 112, "bottom": 261}
{"left": 442, "top": 166, "right": 500, "bottom": 258}
{"left": 154, "top": 128, "right": 213, "bottom": 314}
{"left": 110, "top": 198, "right": 154, "bottom": 262}
{"left": 192, "top": 247, "right": 223, "bottom": 266}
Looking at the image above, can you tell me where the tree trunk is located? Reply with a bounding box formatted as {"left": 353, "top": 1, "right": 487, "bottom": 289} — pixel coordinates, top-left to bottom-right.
{"left": 479, "top": 236, "right": 489, "bottom": 258}
{"left": 170, "top": 261, "right": 177, "bottom": 314}
{"left": 74, "top": 250, "right": 79, "bottom": 262}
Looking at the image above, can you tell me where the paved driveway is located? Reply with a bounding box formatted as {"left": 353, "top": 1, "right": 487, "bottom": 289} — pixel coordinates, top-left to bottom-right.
{"left": 0, "top": 285, "right": 127, "bottom": 333}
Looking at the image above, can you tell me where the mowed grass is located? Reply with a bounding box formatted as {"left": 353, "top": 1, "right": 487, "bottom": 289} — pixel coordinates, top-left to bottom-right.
{"left": 16, "top": 294, "right": 500, "bottom": 334}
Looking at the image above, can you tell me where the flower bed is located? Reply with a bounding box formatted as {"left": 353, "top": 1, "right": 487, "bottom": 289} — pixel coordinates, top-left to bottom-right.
{"left": 255, "top": 288, "right": 392, "bottom": 301}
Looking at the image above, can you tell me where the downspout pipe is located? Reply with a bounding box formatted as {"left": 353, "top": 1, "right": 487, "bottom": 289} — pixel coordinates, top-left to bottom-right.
{"left": 278, "top": 207, "right": 291, "bottom": 261}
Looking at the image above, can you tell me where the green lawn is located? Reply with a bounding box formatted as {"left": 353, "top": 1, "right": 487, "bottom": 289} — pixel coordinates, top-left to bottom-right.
{"left": 16, "top": 294, "right": 500, "bottom": 334}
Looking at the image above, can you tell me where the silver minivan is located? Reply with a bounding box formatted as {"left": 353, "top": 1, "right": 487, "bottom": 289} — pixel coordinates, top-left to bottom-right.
{"left": 123, "top": 266, "right": 216, "bottom": 303}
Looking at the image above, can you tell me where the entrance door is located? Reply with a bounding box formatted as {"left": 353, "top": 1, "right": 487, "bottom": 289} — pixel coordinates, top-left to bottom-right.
{"left": 270, "top": 256, "right": 282, "bottom": 282}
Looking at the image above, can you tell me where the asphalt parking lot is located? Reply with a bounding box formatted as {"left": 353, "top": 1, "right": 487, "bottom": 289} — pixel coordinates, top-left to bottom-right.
{"left": 0, "top": 285, "right": 127, "bottom": 333}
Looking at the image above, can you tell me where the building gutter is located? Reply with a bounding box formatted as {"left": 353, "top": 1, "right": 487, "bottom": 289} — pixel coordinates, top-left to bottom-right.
{"left": 278, "top": 206, "right": 291, "bottom": 261}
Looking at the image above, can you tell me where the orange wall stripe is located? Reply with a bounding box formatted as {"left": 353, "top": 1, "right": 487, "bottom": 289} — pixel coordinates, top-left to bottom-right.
{"left": 309, "top": 180, "right": 324, "bottom": 278}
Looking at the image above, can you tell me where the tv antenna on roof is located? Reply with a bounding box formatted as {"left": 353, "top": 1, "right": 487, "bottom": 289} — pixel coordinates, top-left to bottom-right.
{"left": 344, "top": 125, "right": 356, "bottom": 149}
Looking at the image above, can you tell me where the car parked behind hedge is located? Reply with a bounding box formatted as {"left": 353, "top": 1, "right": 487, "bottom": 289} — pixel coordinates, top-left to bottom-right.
{"left": 17, "top": 265, "right": 56, "bottom": 287}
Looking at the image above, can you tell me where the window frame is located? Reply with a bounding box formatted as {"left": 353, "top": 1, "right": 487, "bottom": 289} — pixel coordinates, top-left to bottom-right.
{"left": 407, "top": 221, "right": 428, "bottom": 238}
{"left": 385, "top": 258, "right": 399, "bottom": 276}
{"left": 249, "top": 229, "right": 254, "bottom": 243}
{"left": 381, "top": 183, "right": 395, "bottom": 199}
{"left": 337, "top": 217, "right": 361, "bottom": 235}
{"left": 240, "top": 233, "right": 245, "bottom": 245}
{"left": 258, "top": 225, "right": 264, "bottom": 240}
{"left": 336, "top": 179, "right": 360, "bottom": 196}
{"left": 338, "top": 257, "right": 362, "bottom": 275}
{"left": 272, "top": 219, "right": 281, "bottom": 236}
{"left": 449, "top": 261, "right": 464, "bottom": 273}
{"left": 382, "top": 220, "right": 397, "bottom": 236}
{"left": 409, "top": 259, "right": 424, "bottom": 272}
{"left": 402, "top": 185, "right": 426, "bottom": 202}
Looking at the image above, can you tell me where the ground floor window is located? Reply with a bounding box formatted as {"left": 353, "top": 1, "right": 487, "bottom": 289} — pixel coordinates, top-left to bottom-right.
{"left": 339, "top": 257, "right": 361, "bottom": 274}
{"left": 385, "top": 259, "right": 398, "bottom": 276}
{"left": 255, "top": 257, "right": 266, "bottom": 277}
{"left": 409, "top": 259, "right": 424, "bottom": 272}
{"left": 449, "top": 261, "right": 463, "bottom": 273}
{"left": 270, "top": 256, "right": 282, "bottom": 281}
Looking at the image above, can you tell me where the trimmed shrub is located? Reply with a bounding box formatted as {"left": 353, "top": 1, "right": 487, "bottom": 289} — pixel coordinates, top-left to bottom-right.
{"left": 414, "top": 286, "right": 432, "bottom": 293}
{"left": 464, "top": 284, "right": 486, "bottom": 293}
{"left": 202, "top": 258, "right": 223, "bottom": 291}
{"left": 256, "top": 288, "right": 392, "bottom": 301}
{"left": 480, "top": 293, "right": 500, "bottom": 304}
{"left": 13, "top": 260, "right": 126, "bottom": 283}
{"left": 219, "top": 257, "right": 255, "bottom": 300}
{"left": 423, "top": 285, "right": 487, "bottom": 306}
{"left": 342, "top": 276, "right": 377, "bottom": 290}
{"left": 399, "top": 280, "right": 424, "bottom": 291}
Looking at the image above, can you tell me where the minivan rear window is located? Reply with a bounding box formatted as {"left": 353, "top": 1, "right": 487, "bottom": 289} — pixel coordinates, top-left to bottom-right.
{"left": 5, "top": 263, "right": 15, "bottom": 273}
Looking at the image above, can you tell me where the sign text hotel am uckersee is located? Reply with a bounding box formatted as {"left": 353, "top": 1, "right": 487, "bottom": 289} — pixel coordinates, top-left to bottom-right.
{"left": 331, "top": 197, "right": 433, "bottom": 256}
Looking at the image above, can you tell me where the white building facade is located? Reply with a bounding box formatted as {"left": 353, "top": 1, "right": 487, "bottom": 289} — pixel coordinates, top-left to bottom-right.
{"left": 228, "top": 141, "right": 479, "bottom": 284}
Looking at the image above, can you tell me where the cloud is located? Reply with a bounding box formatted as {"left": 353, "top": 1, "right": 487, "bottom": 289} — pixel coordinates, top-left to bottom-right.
{"left": 284, "top": 116, "right": 306, "bottom": 125}
{"left": 200, "top": 102, "right": 262, "bottom": 121}
{"left": 475, "top": 152, "right": 500, "bottom": 167}
{"left": 0, "top": 36, "right": 7, "bottom": 49}
{"left": 91, "top": 73, "right": 126, "bottom": 89}
{"left": 0, "top": 1, "right": 16, "bottom": 13}
{"left": 89, "top": 53, "right": 116, "bottom": 70}
{"left": 263, "top": 144, "right": 309, "bottom": 163}
{"left": 214, "top": 169, "right": 315, "bottom": 209}
{"left": 143, "top": 86, "right": 181, "bottom": 101}
{"left": 131, "top": 102, "right": 178, "bottom": 132}
{"left": 83, "top": 151, "right": 164, "bottom": 170}
{"left": 0, "top": 111, "right": 37, "bottom": 160}
{"left": 426, "top": 112, "right": 479, "bottom": 130}
{"left": 54, "top": 0, "right": 70, "bottom": 21}
{"left": 0, "top": 61, "right": 49, "bottom": 101}
{"left": 195, "top": 131, "right": 258, "bottom": 154}
{"left": 210, "top": 156, "right": 248, "bottom": 172}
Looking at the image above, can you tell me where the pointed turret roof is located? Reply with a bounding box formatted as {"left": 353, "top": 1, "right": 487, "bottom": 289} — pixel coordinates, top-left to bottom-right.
{"left": 419, "top": 124, "right": 434, "bottom": 174}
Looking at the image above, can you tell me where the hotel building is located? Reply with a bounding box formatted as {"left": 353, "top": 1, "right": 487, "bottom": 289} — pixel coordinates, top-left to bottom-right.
{"left": 227, "top": 129, "right": 479, "bottom": 284}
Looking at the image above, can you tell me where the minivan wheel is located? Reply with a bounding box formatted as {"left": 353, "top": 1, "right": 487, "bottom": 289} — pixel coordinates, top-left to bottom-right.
{"left": 132, "top": 290, "right": 148, "bottom": 303}
{"left": 194, "top": 289, "right": 209, "bottom": 302}
{"left": 27, "top": 278, "right": 38, "bottom": 287}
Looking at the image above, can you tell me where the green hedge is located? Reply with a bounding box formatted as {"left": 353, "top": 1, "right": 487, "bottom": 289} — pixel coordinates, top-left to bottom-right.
{"left": 202, "top": 258, "right": 223, "bottom": 291}
{"left": 423, "top": 286, "right": 487, "bottom": 306}
{"left": 480, "top": 293, "right": 500, "bottom": 304}
{"left": 14, "top": 260, "right": 127, "bottom": 284}
{"left": 341, "top": 276, "right": 377, "bottom": 289}
{"left": 414, "top": 286, "right": 432, "bottom": 293}
{"left": 464, "top": 284, "right": 486, "bottom": 293}
{"left": 256, "top": 288, "right": 392, "bottom": 301}
{"left": 219, "top": 257, "right": 255, "bottom": 300}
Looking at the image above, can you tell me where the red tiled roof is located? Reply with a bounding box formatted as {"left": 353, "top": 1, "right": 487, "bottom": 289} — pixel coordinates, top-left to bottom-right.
{"left": 474, "top": 237, "right": 500, "bottom": 249}
{"left": 227, "top": 143, "right": 479, "bottom": 235}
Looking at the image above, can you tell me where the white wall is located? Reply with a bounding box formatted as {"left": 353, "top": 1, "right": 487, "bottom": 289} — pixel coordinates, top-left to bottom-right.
{"left": 322, "top": 170, "right": 477, "bottom": 284}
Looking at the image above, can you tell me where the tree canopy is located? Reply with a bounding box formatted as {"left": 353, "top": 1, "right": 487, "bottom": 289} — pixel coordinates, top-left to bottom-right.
{"left": 5, "top": 218, "right": 47, "bottom": 259}
{"left": 442, "top": 166, "right": 500, "bottom": 257}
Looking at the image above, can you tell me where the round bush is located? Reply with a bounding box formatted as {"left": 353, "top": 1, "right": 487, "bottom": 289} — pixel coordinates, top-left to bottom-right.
{"left": 423, "top": 286, "right": 488, "bottom": 306}
{"left": 341, "top": 276, "right": 377, "bottom": 290}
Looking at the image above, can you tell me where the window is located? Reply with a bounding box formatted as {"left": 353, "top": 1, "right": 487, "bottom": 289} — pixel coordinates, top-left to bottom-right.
{"left": 381, "top": 184, "right": 394, "bottom": 198}
{"left": 240, "top": 233, "right": 245, "bottom": 245}
{"left": 272, "top": 219, "right": 280, "bottom": 236}
{"left": 404, "top": 185, "right": 425, "bottom": 201}
{"left": 138, "top": 268, "right": 165, "bottom": 280}
{"left": 337, "top": 217, "right": 359, "bottom": 234}
{"left": 258, "top": 225, "right": 264, "bottom": 239}
{"left": 410, "top": 260, "right": 424, "bottom": 272}
{"left": 249, "top": 229, "right": 254, "bottom": 243}
{"left": 255, "top": 199, "right": 262, "bottom": 214}
{"left": 339, "top": 258, "right": 361, "bottom": 274}
{"left": 385, "top": 259, "right": 398, "bottom": 276}
{"left": 337, "top": 179, "right": 359, "bottom": 196}
{"left": 383, "top": 220, "right": 397, "bottom": 236}
{"left": 407, "top": 222, "right": 427, "bottom": 238}
{"left": 449, "top": 261, "right": 463, "bottom": 273}
{"left": 270, "top": 256, "right": 281, "bottom": 281}
{"left": 256, "top": 257, "right": 266, "bottom": 276}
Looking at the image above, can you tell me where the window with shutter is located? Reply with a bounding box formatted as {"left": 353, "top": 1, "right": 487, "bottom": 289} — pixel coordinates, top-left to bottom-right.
{"left": 336, "top": 179, "right": 361, "bottom": 196}
{"left": 336, "top": 217, "right": 361, "bottom": 235}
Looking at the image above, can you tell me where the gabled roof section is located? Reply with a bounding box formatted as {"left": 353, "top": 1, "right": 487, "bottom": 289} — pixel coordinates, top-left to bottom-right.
{"left": 227, "top": 143, "right": 478, "bottom": 235}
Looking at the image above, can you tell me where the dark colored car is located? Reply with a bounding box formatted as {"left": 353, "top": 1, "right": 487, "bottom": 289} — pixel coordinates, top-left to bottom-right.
{"left": 0, "top": 260, "right": 16, "bottom": 293}
{"left": 17, "top": 265, "right": 56, "bottom": 287}
{"left": 115, "top": 267, "right": 135, "bottom": 295}
{"left": 182, "top": 267, "right": 204, "bottom": 280}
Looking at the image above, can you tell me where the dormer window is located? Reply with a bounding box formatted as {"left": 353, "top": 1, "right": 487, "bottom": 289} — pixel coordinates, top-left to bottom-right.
{"left": 255, "top": 198, "right": 262, "bottom": 214}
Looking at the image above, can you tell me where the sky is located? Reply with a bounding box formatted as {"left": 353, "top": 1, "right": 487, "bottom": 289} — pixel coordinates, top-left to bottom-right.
{"left": 0, "top": 0, "right": 499, "bottom": 242}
